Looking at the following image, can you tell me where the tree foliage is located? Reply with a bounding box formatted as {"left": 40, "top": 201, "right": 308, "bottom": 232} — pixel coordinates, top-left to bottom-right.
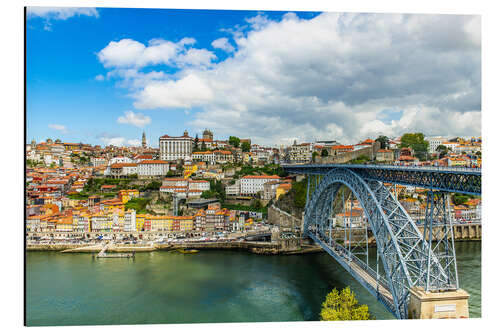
{"left": 194, "top": 134, "right": 199, "bottom": 151}
{"left": 251, "top": 199, "right": 262, "bottom": 210}
{"left": 290, "top": 178, "right": 307, "bottom": 209}
{"left": 436, "top": 145, "right": 448, "bottom": 159}
{"left": 375, "top": 135, "right": 389, "bottom": 149}
{"left": 320, "top": 287, "right": 372, "bottom": 321}
{"left": 125, "top": 198, "right": 151, "bottom": 214}
{"left": 321, "top": 149, "right": 329, "bottom": 157}
{"left": 349, "top": 154, "right": 370, "bottom": 164}
{"left": 241, "top": 141, "right": 251, "bottom": 152}
{"left": 451, "top": 192, "right": 477, "bottom": 206}
{"left": 235, "top": 164, "right": 286, "bottom": 177}
{"left": 229, "top": 136, "right": 240, "bottom": 148}
{"left": 312, "top": 151, "right": 319, "bottom": 162}
{"left": 400, "top": 133, "right": 429, "bottom": 160}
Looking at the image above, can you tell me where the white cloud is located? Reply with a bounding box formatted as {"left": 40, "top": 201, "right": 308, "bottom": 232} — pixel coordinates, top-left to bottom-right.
{"left": 100, "top": 12, "right": 481, "bottom": 145}
{"left": 117, "top": 111, "right": 151, "bottom": 128}
{"left": 211, "top": 37, "right": 235, "bottom": 53}
{"left": 134, "top": 74, "right": 213, "bottom": 109}
{"left": 27, "top": 7, "right": 99, "bottom": 20}
{"left": 177, "top": 48, "right": 217, "bottom": 67}
{"left": 98, "top": 135, "right": 143, "bottom": 147}
{"left": 99, "top": 136, "right": 126, "bottom": 146}
{"left": 95, "top": 74, "right": 105, "bottom": 81}
{"left": 97, "top": 38, "right": 215, "bottom": 69}
{"left": 48, "top": 124, "right": 68, "bottom": 133}
{"left": 127, "top": 139, "right": 142, "bottom": 146}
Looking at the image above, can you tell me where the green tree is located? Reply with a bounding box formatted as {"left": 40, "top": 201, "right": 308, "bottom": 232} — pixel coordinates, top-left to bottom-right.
{"left": 201, "top": 190, "right": 216, "bottom": 199}
{"left": 241, "top": 141, "right": 251, "bottom": 152}
{"left": 251, "top": 199, "right": 262, "bottom": 210}
{"left": 194, "top": 134, "right": 199, "bottom": 151}
{"left": 350, "top": 154, "right": 370, "bottom": 164}
{"left": 320, "top": 287, "right": 373, "bottom": 321}
{"left": 312, "top": 151, "right": 319, "bottom": 162}
{"left": 436, "top": 145, "right": 448, "bottom": 159}
{"left": 229, "top": 136, "right": 240, "bottom": 148}
{"left": 291, "top": 178, "right": 307, "bottom": 209}
{"left": 400, "top": 133, "right": 429, "bottom": 160}
{"left": 321, "top": 149, "right": 329, "bottom": 157}
{"left": 201, "top": 141, "right": 207, "bottom": 151}
{"left": 375, "top": 135, "right": 390, "bottom": 149}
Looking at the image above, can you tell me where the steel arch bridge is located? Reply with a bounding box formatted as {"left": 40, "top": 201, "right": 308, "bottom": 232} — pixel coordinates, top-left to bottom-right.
{"left": 283, "top": 164, "right": 481, "bottom": 319}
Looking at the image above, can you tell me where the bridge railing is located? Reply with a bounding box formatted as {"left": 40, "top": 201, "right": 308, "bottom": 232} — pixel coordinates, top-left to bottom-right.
{"left": 283, "top": 163, "right": 481, "bottom": 174}
{"left": 312, "top": 229, "right": 397, "bottom": 314}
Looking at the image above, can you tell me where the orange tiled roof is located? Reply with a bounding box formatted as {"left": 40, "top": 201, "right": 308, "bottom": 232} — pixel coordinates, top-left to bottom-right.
{"left": 139, "top": 160, "right": 168, "bottom": 164}
{"left": 242, "top": 175, "right": 280, "bottom": 179}
{"left": 110, "top": 163, "right": 137, "bottom": 168}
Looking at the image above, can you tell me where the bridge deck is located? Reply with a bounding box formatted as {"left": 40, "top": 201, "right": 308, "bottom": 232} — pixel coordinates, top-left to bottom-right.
{"left": 309, "top": 233, "right": 396, "bottom": 316}
{"left": 347, "top": 255, "right": 393, "bottom": 303}
{"left": 283, "top": 163, "right": 481, "bottom": 195}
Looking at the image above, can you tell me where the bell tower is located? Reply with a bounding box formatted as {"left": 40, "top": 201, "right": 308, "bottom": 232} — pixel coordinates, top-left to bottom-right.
{"left": 142, "top": 131, "right": 147, "bottom": 149}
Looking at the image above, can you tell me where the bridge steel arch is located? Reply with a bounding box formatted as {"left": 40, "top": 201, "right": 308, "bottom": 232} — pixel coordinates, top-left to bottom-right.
{"left": 304, "top": 168, "right": 451, "bottom": 319}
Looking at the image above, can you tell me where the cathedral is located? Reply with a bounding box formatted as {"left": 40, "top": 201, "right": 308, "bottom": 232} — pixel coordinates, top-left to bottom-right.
{"left": 202, "top": 129, "right": 213, "bottom": 141}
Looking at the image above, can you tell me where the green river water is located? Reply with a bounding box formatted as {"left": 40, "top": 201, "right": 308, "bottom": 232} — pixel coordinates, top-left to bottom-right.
{"left": 26, "top": 241, "right": 481, "bottom": 326}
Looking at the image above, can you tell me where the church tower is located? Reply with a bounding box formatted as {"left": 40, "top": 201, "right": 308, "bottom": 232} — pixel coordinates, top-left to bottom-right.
{"left": 142, "top": 131, "right": 147, "bottom": 149}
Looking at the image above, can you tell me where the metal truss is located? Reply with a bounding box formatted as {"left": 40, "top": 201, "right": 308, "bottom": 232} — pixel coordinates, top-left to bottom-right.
{"left": 304, "top": 168, "right": 451, "bottom": 319}
{"left": 284, "top": 164, "right": 481, "bottom": 195}
{"left": 420, "top": 191, "right": 459, "bottom": 291}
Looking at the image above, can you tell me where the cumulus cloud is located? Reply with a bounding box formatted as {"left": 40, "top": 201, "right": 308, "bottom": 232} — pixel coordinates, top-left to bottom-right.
{"left": 97, "top": 38, "right": 215, "bottom": 69}
{"left": 48, "top": 124, "right": 68, "bottom": 133}
{"left": 211, "top": 37, "right": 235, "bottom": 53}
{"left": 98, "top": 134, "right": 141, "bottom": 147}
{"left": 134, "top": 74, "right": 214, "bottom": 109}
{"left": 27, "top": 7, "right": 99, "bottom": 20}
{"left": 127, "top": 139, "right": 142, "bottom": 146}
{"left": 99, "top": 12, "right": 481, "bottom": 145}
{"left": 99, "top": 136, "right": 126, "bottom": 146}
{"left": 95, "top": 74, "right": 105, "bottom": 81}
{"left": 28, "top": 7, "right": 99, "bottom": 31}
{"left": 117, "top": 110, "right": 151, "bottom": 128}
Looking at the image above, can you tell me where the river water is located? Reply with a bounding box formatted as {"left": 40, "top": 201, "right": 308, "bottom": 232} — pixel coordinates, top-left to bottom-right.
{"left": 26, "top": 241, "right": 481, "bottom": 326}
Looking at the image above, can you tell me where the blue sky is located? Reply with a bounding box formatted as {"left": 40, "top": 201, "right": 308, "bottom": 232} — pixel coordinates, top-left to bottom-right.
{"left": 26, "top": 7, "right": 320, "bottom": 147}
{"left": 26, "top": 7, "right": 480, "bottom": 147}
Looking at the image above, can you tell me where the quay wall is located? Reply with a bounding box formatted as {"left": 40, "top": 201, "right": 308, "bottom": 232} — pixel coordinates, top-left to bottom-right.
{"left": 27, "top": 241, "right": 323, "bottom": 255}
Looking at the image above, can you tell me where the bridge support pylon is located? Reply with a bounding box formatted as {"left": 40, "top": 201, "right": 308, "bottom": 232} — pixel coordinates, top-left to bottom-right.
{"left": 408, "top": 286, "right": 469, "bottom": 319}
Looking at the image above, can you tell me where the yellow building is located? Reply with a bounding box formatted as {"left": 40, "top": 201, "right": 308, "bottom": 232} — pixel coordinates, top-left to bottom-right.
{"left": 118, "top": 189, "right": 140, "bottom": 204}
{"left": 178, "top": 216, "right": 194, "bottom": 232}
{"left": 101, "top": 199, "right": 125, "bottom": 215}
{"left": 276, "top": 183, "right": 292, "bottom": 200}
{"left": 146, "top": 215, "right": 174, "bottom": 232}
{"left": 183, "top": 163, "right": 198, "bottom": 179}
{"left": 56, "top": 214, "right": 74, "bottom": 232}
{"left": 136, "top": 214, "right": 146, "bottom": 231}
{"left": 448, "top": 157, "right": 469, "bottom": 167}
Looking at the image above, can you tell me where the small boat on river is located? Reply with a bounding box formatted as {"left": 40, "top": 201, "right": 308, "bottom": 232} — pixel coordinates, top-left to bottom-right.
{"left": 176, "top": 249, "right": 199, "bottom": 254}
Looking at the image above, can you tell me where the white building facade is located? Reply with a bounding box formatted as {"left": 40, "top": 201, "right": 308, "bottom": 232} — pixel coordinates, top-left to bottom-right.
{"left": 428, "top": 137, "right": 448, "bottom": 153}
{"left": 137, "top": 160, "right": 170, "bottom": 177}
{"left": 159, "top": 131, "right": 193, "bottom": 161}
{"left": 240, "top": 175, "right": 281, "bottom": 195}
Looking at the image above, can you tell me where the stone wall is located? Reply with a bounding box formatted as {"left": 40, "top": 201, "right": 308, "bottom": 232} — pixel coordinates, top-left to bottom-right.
{"left": 317, "top": 142, "right": 381, "bottom": 164}
{"left": 268, "top": 205, "right": 303, "bottom": 232}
